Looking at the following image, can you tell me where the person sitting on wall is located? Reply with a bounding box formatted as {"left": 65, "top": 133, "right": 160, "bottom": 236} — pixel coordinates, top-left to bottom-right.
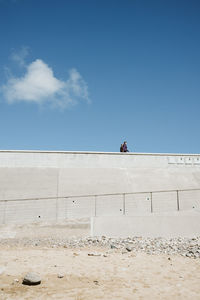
{"left": 123, "top": 141, "right": 129, "bottom": 152}
{"left": 120, "top": 144, "right": 124, "bottom": 152}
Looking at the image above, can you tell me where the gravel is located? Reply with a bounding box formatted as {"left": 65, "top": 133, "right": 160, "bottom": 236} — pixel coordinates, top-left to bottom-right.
{"left": 1, "top": 236, "right": 200, "bottom": 259}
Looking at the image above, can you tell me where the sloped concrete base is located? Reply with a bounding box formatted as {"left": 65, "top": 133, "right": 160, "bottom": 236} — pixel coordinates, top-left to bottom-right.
{"left": 0, "top": 218, "right": 90, "bottom": 239}
{"left": 91, "top": 211, "right": 200, "bottom": 238}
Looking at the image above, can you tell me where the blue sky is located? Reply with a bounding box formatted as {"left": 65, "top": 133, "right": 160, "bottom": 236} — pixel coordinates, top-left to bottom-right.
{"left": 0, "top": 0, "right": 199, "bottom": 153}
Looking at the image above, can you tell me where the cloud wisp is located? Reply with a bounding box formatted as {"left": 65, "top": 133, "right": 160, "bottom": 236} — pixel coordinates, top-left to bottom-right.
{"left": 1, "top": 57, "right": 90, "bottom": 109}
{"left": 10, "top": 46, "right": 29, "bottom": 67}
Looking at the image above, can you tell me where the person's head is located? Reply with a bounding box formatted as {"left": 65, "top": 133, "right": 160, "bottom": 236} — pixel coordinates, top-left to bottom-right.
{"left": 124, "top": 141, "right": 127, "bottom": 144}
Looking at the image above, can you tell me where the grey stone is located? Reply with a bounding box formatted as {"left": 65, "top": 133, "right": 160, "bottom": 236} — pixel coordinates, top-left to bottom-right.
{"left": 22, "top": 272, "right": 41, "bottom": 285}
{"left": 88, "top": 252, "right": 102, "bottom": 256}
{"left": 126, "top": 246, "right": 132, "bottom": 252}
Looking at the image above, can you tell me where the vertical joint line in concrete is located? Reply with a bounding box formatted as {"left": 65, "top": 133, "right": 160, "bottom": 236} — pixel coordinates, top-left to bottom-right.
{"left": 150, "top": 192, "right": 153, "bottom": 213}
{"left": 123, "top": 193, "right": 125, "bottom": 215}
{"left": 177, "top": 190, "right": 180, "bottom": 211}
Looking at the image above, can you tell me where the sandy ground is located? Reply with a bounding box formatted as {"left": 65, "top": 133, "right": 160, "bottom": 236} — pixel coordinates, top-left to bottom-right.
{"left": 0, "top": 246, "right": 200, "bottom": 300}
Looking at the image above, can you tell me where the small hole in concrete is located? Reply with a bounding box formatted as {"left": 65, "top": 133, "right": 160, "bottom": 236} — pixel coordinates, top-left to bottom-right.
{"left": 73, "top": 200, "right": 75, "bottom": 203}
{"left": 38, "top": 216, "right": 41, "bottom": 218}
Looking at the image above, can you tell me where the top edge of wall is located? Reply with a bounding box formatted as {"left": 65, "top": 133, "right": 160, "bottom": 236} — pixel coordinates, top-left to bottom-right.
{"left": 0, "top": 150, "right": 199, "bottom": 157}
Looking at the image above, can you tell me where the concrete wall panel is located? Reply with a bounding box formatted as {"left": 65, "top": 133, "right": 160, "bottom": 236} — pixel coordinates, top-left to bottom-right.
{"left": 58, "top": 167, "right": 200, "bottom": 196}
{"left": 58, "top": 168, "right": 131, "bottom": 196}
{"left": 2, "top": 199, "right": 57, "bottom": 224}
{"left": 66, "top": 197, "right": 95, "bottom": 218}
{"left": 0, "top": 168, "right": 58, "bottom": 200}
{"left": 0, "top": 202, "right": 5, "bottom": 224}
{"left": 95, "top": 195, "right": 124, "bottom": 216}
{"left": 56, "top": 198, "right": 66, "bottom": 221}
{"left": 179, "top": 190, "right": 200, "bottom": 211}
{"left": 0, "top": 151, "right": 200, "bottom": 226}
{"left": 92, "top": 213, "right": 200, "bottom": 238}
{"left": 125, "top": 193, "right": 151, "bottom": 215}
{"left": 152, "top": 192, "right": 177, "bottom": 212}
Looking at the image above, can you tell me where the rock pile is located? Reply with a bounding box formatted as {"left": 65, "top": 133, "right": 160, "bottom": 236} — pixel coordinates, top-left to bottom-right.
{"left": 1, "top": 236, "right": 200, "bottom": 259}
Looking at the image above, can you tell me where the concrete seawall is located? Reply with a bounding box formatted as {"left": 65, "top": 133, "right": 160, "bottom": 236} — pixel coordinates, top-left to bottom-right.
{"left": 0, "top": 150, "right": 200, "bottom": 237}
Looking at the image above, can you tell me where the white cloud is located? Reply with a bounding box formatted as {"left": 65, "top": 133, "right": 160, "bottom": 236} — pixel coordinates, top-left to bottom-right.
{"left": 1, "top": 58, "right": 90, "bottom": 109}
